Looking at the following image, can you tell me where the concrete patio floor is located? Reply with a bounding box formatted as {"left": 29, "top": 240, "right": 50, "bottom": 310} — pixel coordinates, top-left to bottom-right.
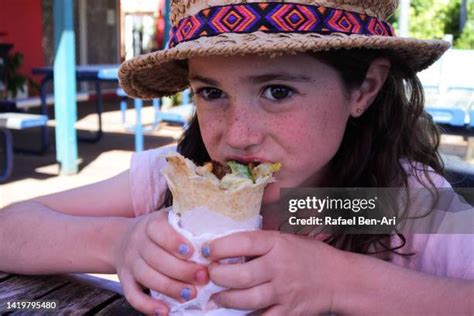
{"left": 1, "top": 99, "right": 183, "bottom": 207}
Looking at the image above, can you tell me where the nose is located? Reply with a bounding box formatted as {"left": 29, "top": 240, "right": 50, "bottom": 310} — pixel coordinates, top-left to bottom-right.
{"left": 224, "top": 103, "right": 264, "bottom": 151}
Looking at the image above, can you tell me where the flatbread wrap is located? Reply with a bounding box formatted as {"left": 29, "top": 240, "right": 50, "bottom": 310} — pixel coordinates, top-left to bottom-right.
{"left": 162, "top": 153, "right": 281, "bottom": 221}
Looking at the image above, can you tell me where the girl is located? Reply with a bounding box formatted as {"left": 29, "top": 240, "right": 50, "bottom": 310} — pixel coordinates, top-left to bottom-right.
{"left": 1, "top": 0, "right": 473, "bottom": 315}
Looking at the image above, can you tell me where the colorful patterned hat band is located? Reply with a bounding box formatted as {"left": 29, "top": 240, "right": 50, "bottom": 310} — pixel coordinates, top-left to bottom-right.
{"left": 169, "top": 2, "right": 396, "bottom": 48}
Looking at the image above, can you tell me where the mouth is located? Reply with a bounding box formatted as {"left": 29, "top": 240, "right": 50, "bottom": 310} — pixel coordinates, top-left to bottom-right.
{"left": 226, "top": 157, "right": 266, "bottom": 167}
{"left": 217, "top": 156, "right": 282, "bottom": 181}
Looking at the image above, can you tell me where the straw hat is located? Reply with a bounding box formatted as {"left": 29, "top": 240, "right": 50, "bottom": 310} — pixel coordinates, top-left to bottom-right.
{"left": 119, "top": 0, "right": 450, "bottom": 99}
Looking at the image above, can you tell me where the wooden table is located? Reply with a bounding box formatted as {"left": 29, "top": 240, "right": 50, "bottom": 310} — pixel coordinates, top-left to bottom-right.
{"left": 0, "top": 271, "right": 143, "bottom": 315}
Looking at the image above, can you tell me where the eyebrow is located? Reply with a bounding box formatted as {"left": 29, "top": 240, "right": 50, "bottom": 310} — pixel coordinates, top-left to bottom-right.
{"left": 189, "top": 73, "right": 312, "bottom": 85}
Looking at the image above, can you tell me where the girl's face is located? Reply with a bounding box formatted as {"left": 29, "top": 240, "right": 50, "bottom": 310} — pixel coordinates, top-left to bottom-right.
{"left": 188, "top": 54, "right": 359, "bottom": 204}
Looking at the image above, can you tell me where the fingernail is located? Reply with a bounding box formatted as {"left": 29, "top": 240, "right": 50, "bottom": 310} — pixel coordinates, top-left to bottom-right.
{"left": 202, "top": 245, "right": 211, "bottom": 258}
{"left": 178, "top": 243, "right": 190, "bottom": 256}
{"left": 181, "top": 287, "right": 192, "bottom": 301}
{"left": 195, "top": 269, "right": 207, "bottom": 284}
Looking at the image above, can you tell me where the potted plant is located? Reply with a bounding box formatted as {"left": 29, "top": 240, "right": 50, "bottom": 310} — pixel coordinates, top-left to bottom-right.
{"left": 5, "top": 51, "right": 30, "bottom": 99}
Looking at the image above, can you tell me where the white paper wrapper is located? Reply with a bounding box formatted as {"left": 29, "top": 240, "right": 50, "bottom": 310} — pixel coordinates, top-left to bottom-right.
{"left": 150, "top": 208, "right": 262, "bottom": 315}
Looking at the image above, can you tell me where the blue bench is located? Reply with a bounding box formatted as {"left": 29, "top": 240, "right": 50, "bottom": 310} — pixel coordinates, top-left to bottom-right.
{"left": 97, "top": 68, "right": 194, "bottom": 132}
{"left": 0, "top": 92, "right": 90, "bottom": 154}
{"left": 0, "top": 93, "right": 89, "bottom": 111}
{"left": 0, "top": 113, "right": 49, "bottom": 182}
{"left": 114, "top": 88, "right": 194, "bottom": 130}
{"left": 425, "top": 107, "right": 467, "bottom": 127}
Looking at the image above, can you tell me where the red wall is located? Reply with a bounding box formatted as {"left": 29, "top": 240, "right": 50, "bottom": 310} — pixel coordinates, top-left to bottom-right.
{"left": 0, "top": 0, "right": 45, "bottom": 85}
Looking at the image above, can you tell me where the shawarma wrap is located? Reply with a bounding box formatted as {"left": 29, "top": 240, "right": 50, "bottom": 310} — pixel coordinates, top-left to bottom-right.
{"left": 161, "top": 153, "right": 281, "bottom": 221}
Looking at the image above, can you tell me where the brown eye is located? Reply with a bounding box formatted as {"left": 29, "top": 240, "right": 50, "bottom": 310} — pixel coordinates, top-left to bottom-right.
{"left": 200, "top": 88, "right": 224, "bottom": 100}
{"left": 263, "top": 86, "right": 293, "bottom": 100}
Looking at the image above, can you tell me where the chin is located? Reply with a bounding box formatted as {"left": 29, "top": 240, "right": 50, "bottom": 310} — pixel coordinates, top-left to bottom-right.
{"left": 262, "top": 182, "right": 281, "bottom": 205}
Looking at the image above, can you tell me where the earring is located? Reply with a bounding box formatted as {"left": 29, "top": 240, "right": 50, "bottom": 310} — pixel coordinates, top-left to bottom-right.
{"left": 356, "top": 108, "right": 363, "bottom": 114}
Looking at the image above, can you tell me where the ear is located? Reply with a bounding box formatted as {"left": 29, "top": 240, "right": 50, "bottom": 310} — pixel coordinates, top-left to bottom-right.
{"left": 349, "top": 57, "right": 391, "bottom": 117}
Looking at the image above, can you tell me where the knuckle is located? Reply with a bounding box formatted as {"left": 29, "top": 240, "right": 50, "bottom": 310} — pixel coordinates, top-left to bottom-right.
{"left": 158, "top": 277, "right": 175, "bottom": 296}
{"left": 239, "top": 268, "right": 254, "bottom": 287}
{"left": 271, "top": 236, "right": 289, "bottom": 257}
{"left": 270, "top": 283, "right": 283, "bottom": 303}
{"left": 249, "top": 288, "right": 266, "bottom": 307}
{"left": 270, "top": 258, "right": 284, "bottom": 276}
{"left": 131, "top": 260, "right": 144, "bottom": 279}
{"left": 240, "top": 234, "right": 254, "bottom": 251}
{"left": 145, "top": 218, "right": 158, "bottom": 239}
{"left": 131, "top": 234, "right": 143, "bottom": 250}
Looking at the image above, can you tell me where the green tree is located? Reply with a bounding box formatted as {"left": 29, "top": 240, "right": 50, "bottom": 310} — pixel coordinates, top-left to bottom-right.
{"left": 390, "top": 0, "right": 472, "bottom": 48}
{"left": 408, "top": 0, "right": 452, "bottom": 39}
{"left": 389, "top": 0, "right": 451, "bottom": 39}
{"left": 454, "top": 0, "right": 474, "bottom": 48}
{"left": 443, "top": 0, "right": 461, "bottom": 39}
{"left": 456, "top": 20, "right": 474, "bottom": 48}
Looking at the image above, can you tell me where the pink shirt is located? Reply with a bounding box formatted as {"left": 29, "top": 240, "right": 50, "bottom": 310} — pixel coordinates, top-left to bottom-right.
{"left": 130, "top": 146, "right": 474, "bottom": 280}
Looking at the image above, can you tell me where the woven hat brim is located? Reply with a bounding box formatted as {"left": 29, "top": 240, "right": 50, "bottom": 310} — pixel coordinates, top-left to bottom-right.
{"left": 119, "top": 32, "right": 450, "bottom": 99}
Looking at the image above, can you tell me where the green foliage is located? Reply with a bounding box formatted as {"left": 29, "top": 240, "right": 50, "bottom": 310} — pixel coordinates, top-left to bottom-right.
{"left": 389, "top": 0, "right": 473, "bottom": 49}
{"left": 456, "top": 20, "right": 474, "bottom": 48}
{"left": 454, "top": 0, "right": 474, "bottom": 48}
{"left": 5, "top": 52, "right": 27, "bottom": 98}
{"left": 443, "top": 0, "right": 461, "bottom": 38}
{"left": 408, "top": 0, "right": 454, "bottom": 40}
{"left": 4, "top": 52, "right": 38, "bottom": 98}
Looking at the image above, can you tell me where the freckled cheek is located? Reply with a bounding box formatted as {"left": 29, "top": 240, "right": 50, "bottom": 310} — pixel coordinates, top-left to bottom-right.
{"left": 316, "top": 109, "right": 348, "bottom": 138}
{"left": 197, "top": 111, "right": 225, "bottom": 155}
{"left": 265, "top": 113, "right": 312, "bottom": 156}
{"left": 278, "top": 109, "right": 348, "bottom": 167}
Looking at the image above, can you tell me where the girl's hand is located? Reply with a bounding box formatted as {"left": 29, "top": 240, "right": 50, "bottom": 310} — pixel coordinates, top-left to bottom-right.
{"left": 114, "top": 209, "right": 209, "bottom": 315}
{"left": 204, "top": 231, "right": 347, "bottom": 315}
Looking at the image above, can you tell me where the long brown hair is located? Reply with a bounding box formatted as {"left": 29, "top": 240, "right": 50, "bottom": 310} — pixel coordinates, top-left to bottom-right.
{"left": 315, "top": 49, "right": 444, "bottom": 255}
{"left": 160, "top": 48, "right": 444, "bottom": 256}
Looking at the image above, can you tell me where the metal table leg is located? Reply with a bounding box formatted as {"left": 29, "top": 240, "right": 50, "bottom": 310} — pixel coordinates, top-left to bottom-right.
{"left": 0, "top": 128, "right": 13, "bottom": 182}
{"left": 77, "top": 79, "right": 103, "bottom": 143}
{"left": 39, "top": 77, "right": 50, "bottom": 152}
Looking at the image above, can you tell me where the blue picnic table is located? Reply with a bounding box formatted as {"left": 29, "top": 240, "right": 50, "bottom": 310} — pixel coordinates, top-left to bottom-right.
{"left": 32, "top": 65, "right": 119, "bottom": 152}
{"left": 97, "top": 68, "right": 194, "bottom": 152}
{"left": 96, "top": 67, "right": 146, "bottom": 152}
{"left": 33, "top": 65, "right": 194, "bottom": 153}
